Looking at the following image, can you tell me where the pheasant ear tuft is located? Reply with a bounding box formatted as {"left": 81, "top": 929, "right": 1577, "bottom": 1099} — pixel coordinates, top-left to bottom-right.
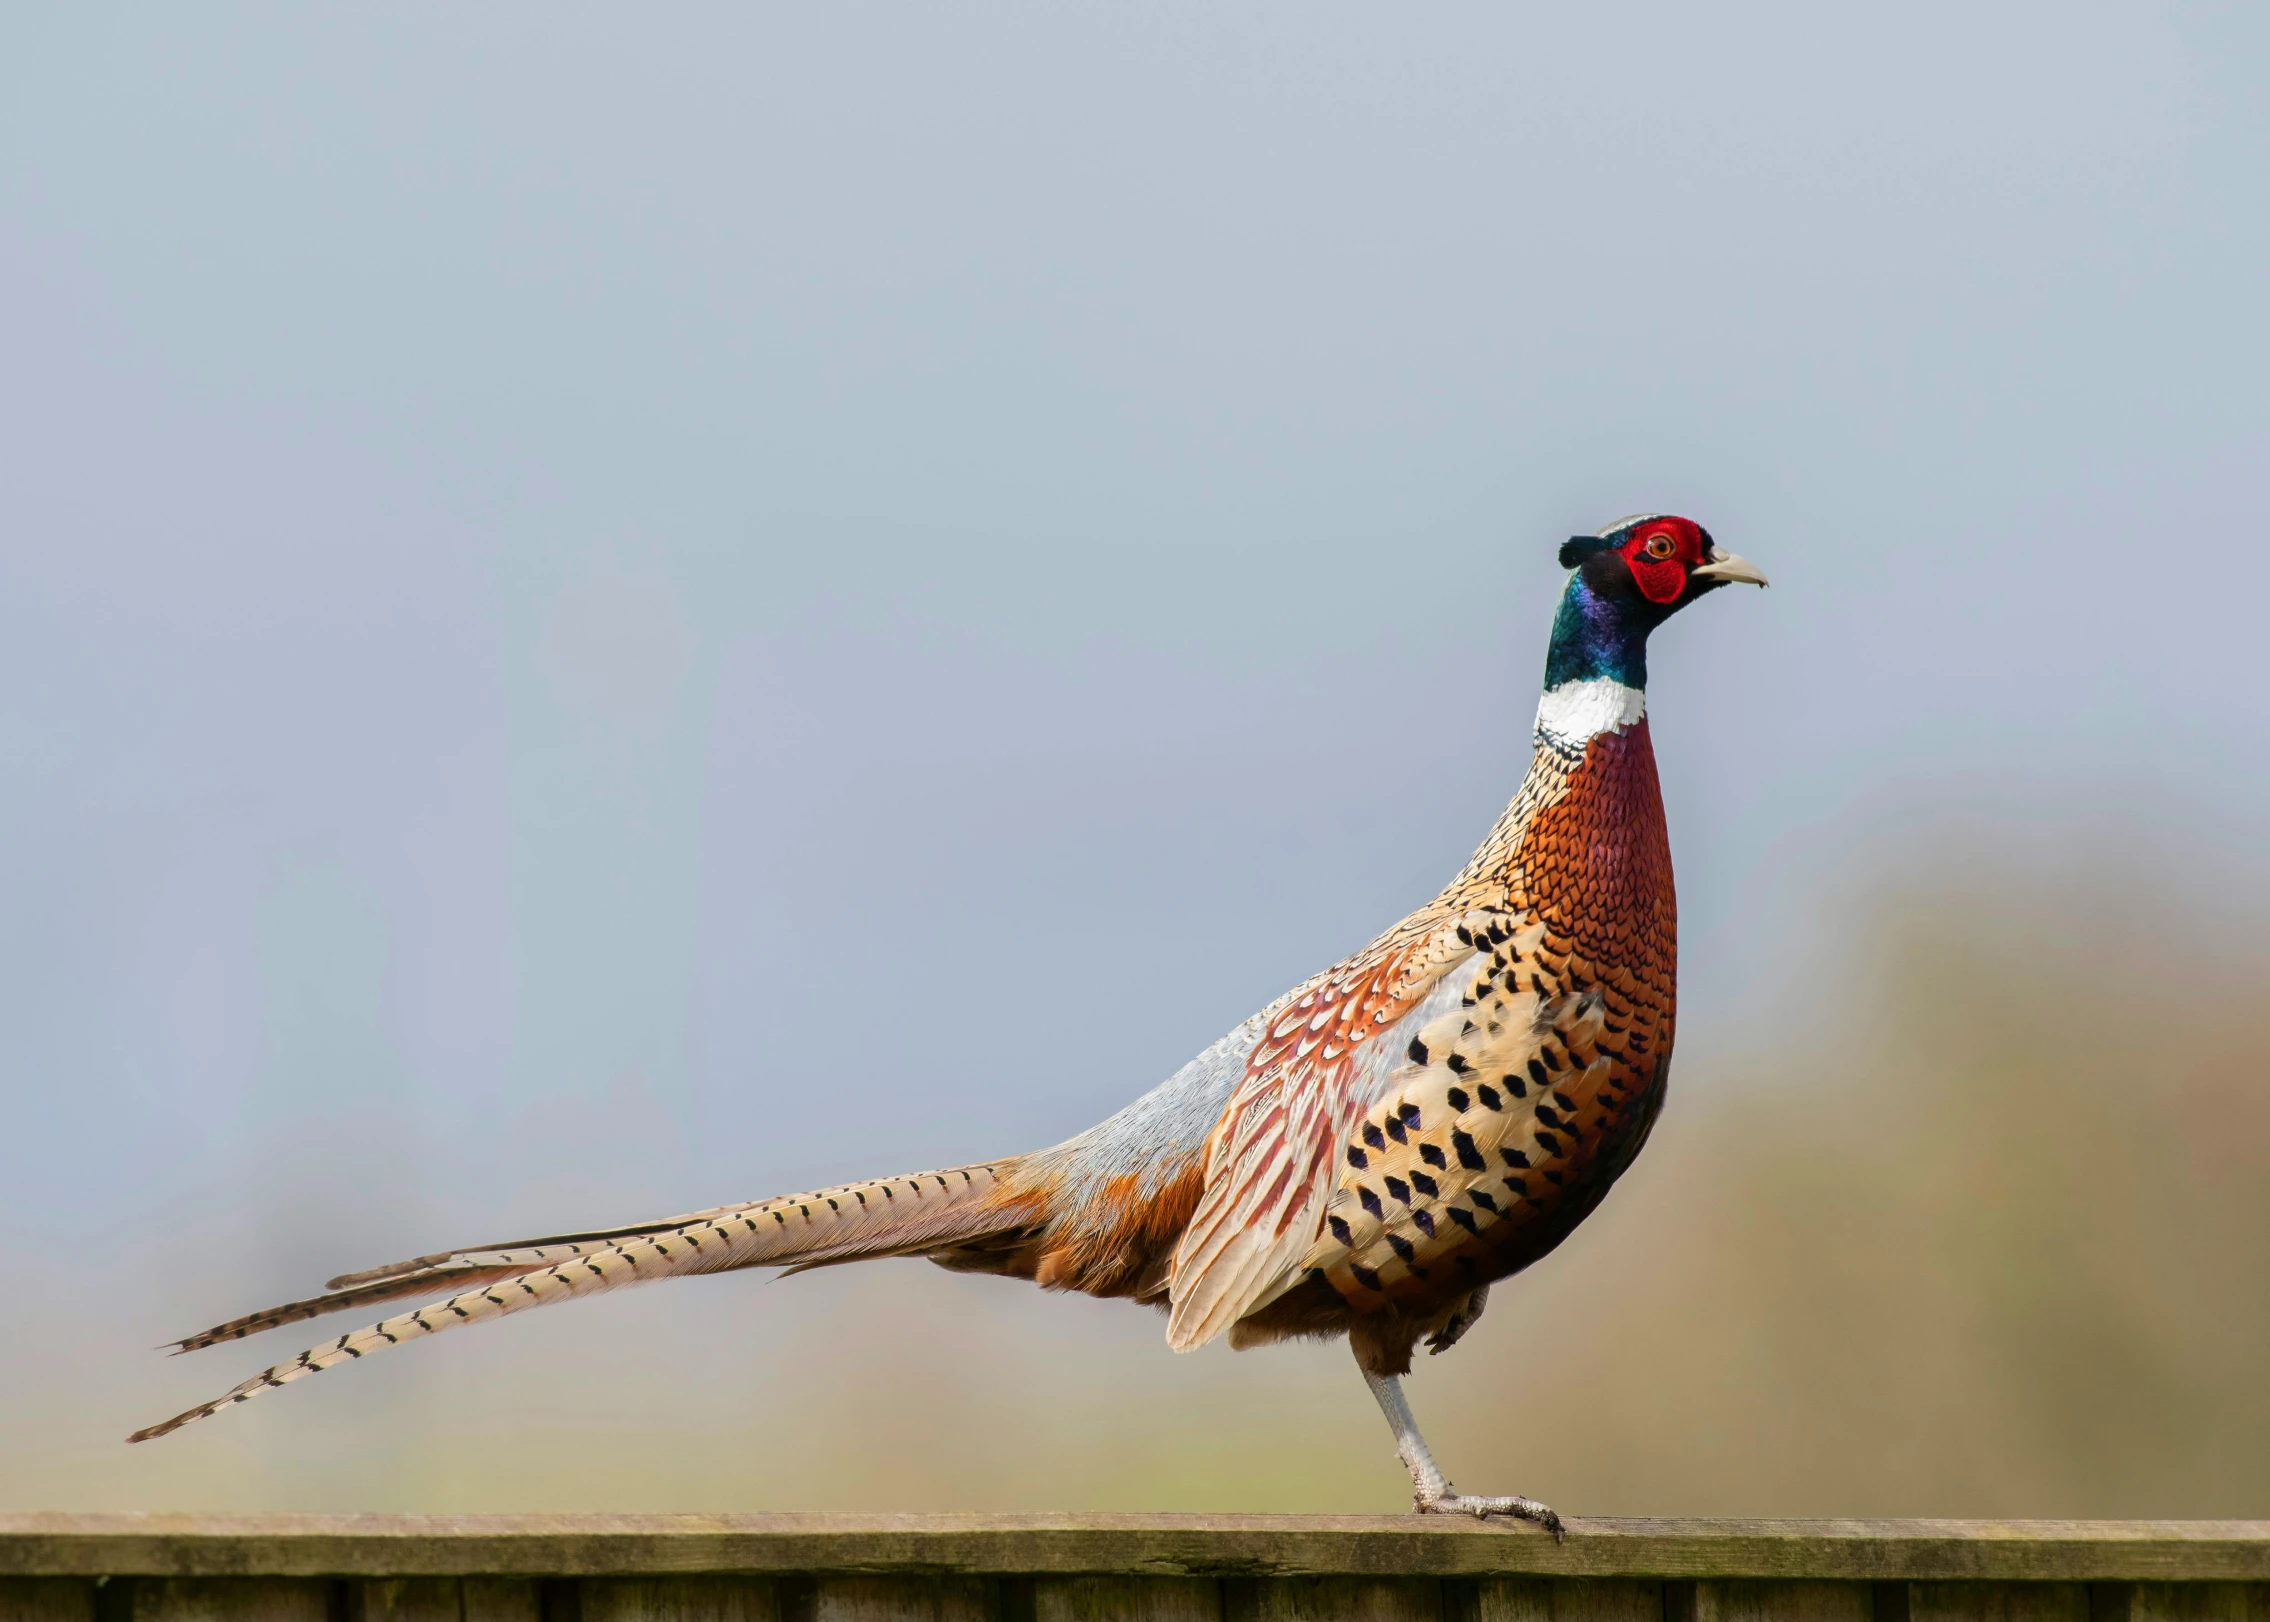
{"left": 1559, "top": 536, "right": 1608, "bottom": 569}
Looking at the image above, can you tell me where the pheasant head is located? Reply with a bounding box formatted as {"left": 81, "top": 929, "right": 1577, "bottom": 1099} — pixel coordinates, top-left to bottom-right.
{"left": 1543, "top": 514, "right": 1766, "bottom": 693}
{"left": 1531, "top": 514, "right": 1765, "bottom": 747}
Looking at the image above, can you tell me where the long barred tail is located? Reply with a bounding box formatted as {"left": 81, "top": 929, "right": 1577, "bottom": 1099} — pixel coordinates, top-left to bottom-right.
{"left": 130, "top": 1160, "right": 1031, "bottom": 1443}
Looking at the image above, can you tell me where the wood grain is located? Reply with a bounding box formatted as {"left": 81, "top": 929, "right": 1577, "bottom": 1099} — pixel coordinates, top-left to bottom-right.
{"left": 0, "top": 1578, "right": 96, "bottom": 1622}
{"left": 351, "top": 1578, "right": 462, "bottom": 1622}
{"left": 1223, "top": 1577, "right": 1441, "bottom": 1622}
{"left": 1, "top": 1521, "right": 2264, "bottom": 1585}
{"left": 121, "top": 1580, "right": 333, "bottom": 1622}
{"left": 1032, "top": 1578, "right": 1221, "bottom": 1622}
{"left": 1910, "top": 1587, "right": 2090, "bottom": 1622}
{"left": 1472, "top": 1579, "right": 1665, "bottom": 1622}
{"left": 1677, "top": 1580, "right": 1872, "bottom": 1622}
{"left": 463, "top": 1580, "right": 542, "bottom": 1622}
{"left": 579, "top": 1579, "right": 778, "bottom": 1622}
{"left": 2121, "top": 1586, "right": 2270, "bottom": 1622}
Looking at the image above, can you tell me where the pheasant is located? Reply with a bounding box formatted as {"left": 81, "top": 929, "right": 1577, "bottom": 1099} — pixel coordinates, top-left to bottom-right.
{"left": 133, "top": 515, "right": 1766, "bottom": 1529}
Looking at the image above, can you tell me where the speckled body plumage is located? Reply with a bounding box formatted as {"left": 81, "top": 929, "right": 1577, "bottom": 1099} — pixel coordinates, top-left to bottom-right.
{"left": 946, "top": 702, "right": 1680, "bottom": 1376}
{"left": 136, "top": 515, "right": 1767, "bottom": 1525}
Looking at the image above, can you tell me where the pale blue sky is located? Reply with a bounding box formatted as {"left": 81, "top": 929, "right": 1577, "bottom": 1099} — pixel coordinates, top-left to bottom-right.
{"left": 1, "top": 5, "right": 2264, "bottom": 1504}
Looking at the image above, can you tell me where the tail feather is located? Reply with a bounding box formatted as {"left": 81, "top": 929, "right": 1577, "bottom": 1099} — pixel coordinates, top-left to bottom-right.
{"left": 174, "top": 1197, "right": 818, "bottom": 1352}
{"left": 168, "top": 1263, "right": 547, "bottom": 1353}
{"left": 132, "top": 1160, "right": 1031, "bottom": 1443}
{"left": 319, "top": 1201, "right": 786, "bottom": 1293}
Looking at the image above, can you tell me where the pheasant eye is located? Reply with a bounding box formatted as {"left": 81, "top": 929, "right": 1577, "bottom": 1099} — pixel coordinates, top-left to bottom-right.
{"left": 1643, "top": 533, "right": 1677, "bottom": 561}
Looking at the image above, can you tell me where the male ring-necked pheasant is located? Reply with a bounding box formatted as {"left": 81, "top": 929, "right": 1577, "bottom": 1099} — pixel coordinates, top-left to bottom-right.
{"left": 135, "top": 515, "right": 1767, "bottom": 1528}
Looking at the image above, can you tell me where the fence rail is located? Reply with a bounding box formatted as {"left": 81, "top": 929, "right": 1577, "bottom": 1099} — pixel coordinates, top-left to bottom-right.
{"left": 3, "top": 1516, "right": 2265, "bottom": 1622}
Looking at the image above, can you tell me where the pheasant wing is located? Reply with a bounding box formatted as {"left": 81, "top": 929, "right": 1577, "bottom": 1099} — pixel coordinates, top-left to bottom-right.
{"left": 1165, "top": 925, "right": 1481, "bottom": 1350}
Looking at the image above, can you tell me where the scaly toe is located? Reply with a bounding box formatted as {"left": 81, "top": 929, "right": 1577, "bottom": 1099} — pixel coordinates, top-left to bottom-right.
{"left": 1414, "top": 1491, "right": 1563, "bottom": 1537}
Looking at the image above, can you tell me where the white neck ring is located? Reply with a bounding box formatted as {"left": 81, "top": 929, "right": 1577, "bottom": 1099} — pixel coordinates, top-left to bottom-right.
{"left": 1534, "top": 677, "right": 1646, "bottom": 749}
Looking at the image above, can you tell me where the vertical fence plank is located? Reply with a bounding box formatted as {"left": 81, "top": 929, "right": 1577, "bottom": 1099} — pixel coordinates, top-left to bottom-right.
{"left": 806, "top": 1578, "right": 993, "bottom": 1622}
{"left": 2125, "top": 1589, "right": 2270, "bottom": 1622}
{"left": 1473, "top": 1579, "right": 1663, "bottom": 1622}
{"left": 127, "top": 1581, "right": 334, "bottom": 1622}
{"left": 580, "top": 1581, "right": 777, "bottom": 1622}
{"left": 1032, "top": 1579, "right": 1221, "bottom": 1622}
{"left": 1910, "top": 1587, "right": 2090, "bottom": 1622}
{"left": 1225, "top": 1579, "right": 1442, "bottom": 1622}
{"left": 0, "top": 1580, "right": 98, "bottom": 1622}
{"left": 1673, "top": 1583, "right": 1869, "bottom": 1622}
{"left": 353, "top": 1581, "right": 463, "bottom": 1622}
{"left": 463, "top": 1583, "right": 542, "bottom": 1622}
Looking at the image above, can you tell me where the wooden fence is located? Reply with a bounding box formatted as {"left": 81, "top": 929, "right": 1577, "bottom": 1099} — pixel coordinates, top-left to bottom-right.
{"left": 3, "top": 1516, "right": 2265, "bottom": 1622}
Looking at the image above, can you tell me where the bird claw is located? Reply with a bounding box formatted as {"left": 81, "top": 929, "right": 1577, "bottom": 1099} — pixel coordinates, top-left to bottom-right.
{"left": 1414, "top": 1490, "right": 1564, "bottom": 1539}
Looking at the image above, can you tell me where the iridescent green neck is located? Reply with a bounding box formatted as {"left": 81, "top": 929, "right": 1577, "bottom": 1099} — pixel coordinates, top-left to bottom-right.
{"left": 1541, "top": 572, "right": 1648, "bottom": 692}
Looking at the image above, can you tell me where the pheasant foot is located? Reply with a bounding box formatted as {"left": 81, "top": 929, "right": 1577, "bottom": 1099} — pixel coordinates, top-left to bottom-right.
{"left": 1362, "top": 1365, "right": 1563, "bottom": 1538}
{"left": 1413, "top": 1488, "right": 1563, "bottom": 1534}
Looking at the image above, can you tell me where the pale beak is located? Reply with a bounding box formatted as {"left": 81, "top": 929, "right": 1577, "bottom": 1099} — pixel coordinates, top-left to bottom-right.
{"left": 1692, "top": 547, "right": 1769, "bottom": 588}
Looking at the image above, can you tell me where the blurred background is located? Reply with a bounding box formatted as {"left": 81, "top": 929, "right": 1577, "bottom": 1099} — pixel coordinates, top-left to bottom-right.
{"left": 2, "top": 5, "right": 2266, "bottom": 1517}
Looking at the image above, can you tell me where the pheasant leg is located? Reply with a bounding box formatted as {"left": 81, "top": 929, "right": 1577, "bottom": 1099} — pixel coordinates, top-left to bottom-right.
{"left": 1361, "top": 1366, "right": 1563, "bottom": 1535}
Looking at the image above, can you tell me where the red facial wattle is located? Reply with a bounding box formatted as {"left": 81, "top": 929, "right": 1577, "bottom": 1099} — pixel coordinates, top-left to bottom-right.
{"left": 1622, "top": 522, "right": 1702, "bottom": 604}
{"left": 1628, "top": 557, "right": 1685, "bottom": 603}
